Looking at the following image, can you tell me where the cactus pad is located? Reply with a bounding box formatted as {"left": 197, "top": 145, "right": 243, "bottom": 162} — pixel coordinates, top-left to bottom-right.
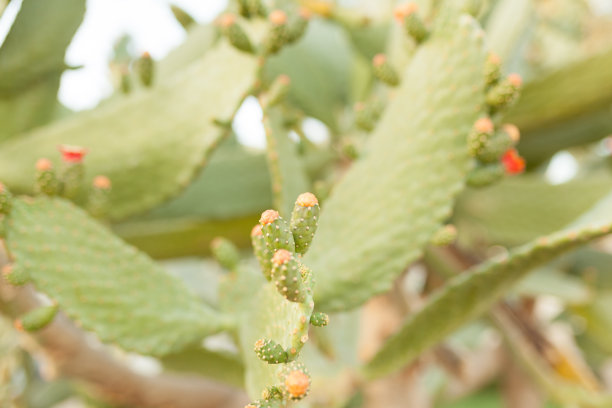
{"left": 240, "top": 283, "right": 314, "bottom": 399}
{"left": 364, "top": 191, "right": 612, "bottom": 379}
{"left": 304, "top": 14, "right": 487, "bottom": 311}
{"left": 4, "top": 196, "right": 230, "bottom": 356}
{"left": 0, "top": 42, "right": 257, "bottom": 220}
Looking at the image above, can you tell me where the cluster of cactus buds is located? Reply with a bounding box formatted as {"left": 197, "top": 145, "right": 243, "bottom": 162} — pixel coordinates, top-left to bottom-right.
{"left": 372, "top": 54, "right": 400, "bottom": 87}
{"left": 394, "top": 2, "right": 428, "bottom": 43}
{"left": 220, "top": 7, "right": 310, "bottom": 57}
{"left": 467, "top": 54, "right": 525, "bottom": 187}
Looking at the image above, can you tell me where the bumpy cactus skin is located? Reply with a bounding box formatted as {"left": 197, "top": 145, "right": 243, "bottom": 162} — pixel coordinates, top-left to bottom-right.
{"left": 271, "top": 249, "right": 308, "bottom": 303}
{"left": 290, "top": 192, "right": 320, "bottom": 255}
{"left": 260, "top": 210, "right": 296, "bottom": 253}
{"left": 4, "top": 197, "right": 229, "bottom": 356}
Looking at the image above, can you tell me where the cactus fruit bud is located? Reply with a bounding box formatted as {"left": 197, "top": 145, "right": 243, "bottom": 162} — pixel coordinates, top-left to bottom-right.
{"left": 16, "top": 304, "right": 59, "bottom": 332}
{"left": 501, "top": 149, "right": 525, "bottom": 175}
{"left": 290, "top": 193, "right": 320, "bottom": 255}
{"left": 252, "top": 224, "right": 274, "bottom": 280}
{"left": 484, "top": 53, "right": 501, "bottom": 86}
{"left": 286, "top": 8, "right": 310, "bottom": 44}
{"left": 261, "top": 75, "right": 291, "bottom": 107}
{"left": 135, "top": 51, "right": 154, "bottom": 87}
{"left": 466, "top": 162, "right": 504, "bottom": 187}
{"left": 260, "top": 210, "right": 296, "bottom": 253}
{"left": 254, "top": 338, "right": 289, "bottom": 364}
{"left": 87, "top": 175, "right": 112, "bottom": 218}
{"left": 219, "top": 14, "right": 255, "bottom": 54}
{"left": 486, "top": 73, "right": 522, "bottom": 112}
{"left": 430, "top": 224, "right": 458, "bottom": 246}
{"left": 58, "top": 145, "right": 87, "bottom": 199}
{"left": 2, "top": 264, "right": 29, "bottom": 286}
{"left": 468, "top": 117, "right": 494, "bottom": 157}
{"left": 211, "top": 237, "right": 241, "bottom": 271}
{"left": 170, "top": 4, "right": 196, "bottom": 30}
{"left": 271, "top": 249, "right": 308, "bottom": 302}
{"left": 477, "top": 124, "right": 520, "bottom": 163}
{"left": 238, "top": 0, "right": 268, "bottom": 18}
{"left": 355, "top": 100, "right": 384, "bottom": 132}
{"left": 35, "top": 158, "right": 59, "bottom": 196}
{"left": 280, "top": 361, "right": 310, "bottom": 400}
{"left": 269, "top": 9, "right": 288, "bottom": 25}
{"left": 264, "top": 10, "right": 289, "bottom": 55}
{"left": 372, "top": 54, "right": 400, "bottom": 86}
{"left": 310, "top": 312, "right": 329, "bottom": 327}
{"left": 503, "top": 124, "right": 520, "bottom": 143}
{"left": 394, "top": 3, "right": 428, "bottom": 43}
{"left": 0, "top": 182, "right": 13, "bottom": 215}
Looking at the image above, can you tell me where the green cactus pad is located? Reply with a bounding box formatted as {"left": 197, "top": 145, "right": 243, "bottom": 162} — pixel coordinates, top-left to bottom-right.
{"left": 4, "top": 196, "right": 230, "bottom": 356}
{"left": 363, "top": 191, "right": 612, "bottom": 379}
{"left": 240, "top": 283, "right": 314, "bottom": 399}
{"left": 0, "top": 41, "right": 257, "bottom": 220}
{"left": 18, "top": 304, "right": 58, "bottom": 332}
{"left": 290, "top": 193, "right": 320, "bottom": 255}
{"left": 135, "top": 52, "right": 154, "bottom": 87}
{"left": 221, "top": 16, "right": 255, "bottom": 54}
{"left": 304, "top": 14, "right": 487, "bottom": 312}
{"left": 263, "top": 108, "right": 309, "bottom": 218}
{"left": 0, "top": 0, "right": 86, "bottom": 141}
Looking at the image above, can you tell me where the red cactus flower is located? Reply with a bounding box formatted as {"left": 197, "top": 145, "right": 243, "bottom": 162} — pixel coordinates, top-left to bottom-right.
{"left": 59, "top": 145, "right": 88, "bottom": 163}
{"left": 502, "top": 149, "right": 525, "bottom": 174}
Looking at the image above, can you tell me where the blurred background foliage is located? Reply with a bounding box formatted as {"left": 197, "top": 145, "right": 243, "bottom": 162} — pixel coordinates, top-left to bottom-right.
{"left": 2, "top": 0, "right": 612, "bottom": 407}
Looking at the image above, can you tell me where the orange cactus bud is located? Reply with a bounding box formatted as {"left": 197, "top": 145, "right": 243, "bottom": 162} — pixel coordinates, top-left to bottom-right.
{"left": 260, "top": 209, "right": 279, "bottom": 225}
{"left": 93, "top": 175, "right": 111, "bottom": 190}
{"left": 296, "top": 192, "right": 318, "bottom": 207}
{"left": 285, "top": 370, "right": 310, "bottom": 398}
{"left": 269, "top": 9, "right": 288, "bottom": 25}
{"left": 272, "top": 249, "right": 292, "bottom": 265}
{"left": 474, "top": 117, "right": 494, "bottom": 133}
{"left": 36, "top": 158, "right": 53, "bottom": 171}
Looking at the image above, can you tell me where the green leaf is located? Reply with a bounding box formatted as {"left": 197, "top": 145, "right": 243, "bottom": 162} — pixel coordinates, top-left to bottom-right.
{"left": 239, "top": 283, "right": 314, "bottom": 399}
{"left": 0, "top": 42, "right": 257, "bottom": 220}
{"left": 0, "top": 0, "right": 86, "bottom": 140}
{"left": 304, "top": 14, "right": 487, "bottom": 312}
{"left": 263, "top": 108, "right": 309, "bottom": 217}
{"left": 4, "top": 197, "right": 230, "bottom": 356}
{"left": 363, "top": 190, "right": 612, "bottom": 379}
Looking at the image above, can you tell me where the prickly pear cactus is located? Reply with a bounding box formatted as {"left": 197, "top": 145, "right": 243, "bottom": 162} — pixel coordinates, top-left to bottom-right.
{"left": 305, "top": 12, "right": 488, "bottom": 312}
{"left": 3, "top": 196, "right": 230, "bottom": 355}
{"left": 0, "top": 42, "right": 257, "bottom": 220}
